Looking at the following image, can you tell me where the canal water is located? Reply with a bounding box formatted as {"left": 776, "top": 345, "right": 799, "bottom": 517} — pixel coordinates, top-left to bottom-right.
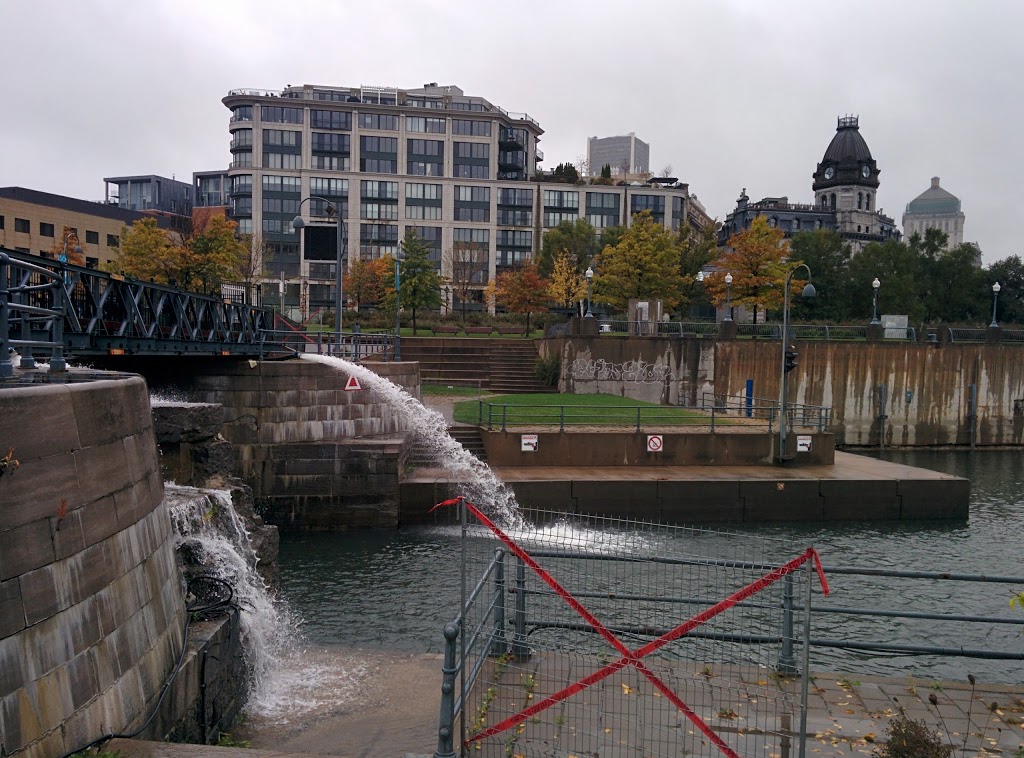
{"left": 276, "top": 450, "right": 1024, "bottom": 688}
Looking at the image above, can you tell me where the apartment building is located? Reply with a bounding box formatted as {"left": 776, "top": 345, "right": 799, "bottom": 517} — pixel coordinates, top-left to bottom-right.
{"left": 587, "top": 133, "right": 650, "bottom": 177}
{"left": 220, "top": 83, "right": 693, "bottom": 317}
{"left": 0, "top": 186, "right": 176, "bottom": 267}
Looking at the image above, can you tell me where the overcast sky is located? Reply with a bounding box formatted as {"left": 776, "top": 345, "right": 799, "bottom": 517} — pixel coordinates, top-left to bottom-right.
{"left": 2, "top": 0, "right": 1021, "bottom": 264}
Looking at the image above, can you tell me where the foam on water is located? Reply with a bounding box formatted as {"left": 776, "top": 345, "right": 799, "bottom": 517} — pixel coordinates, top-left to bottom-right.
{"left": 166, "top": 485, "right": 370, "bottom": 724}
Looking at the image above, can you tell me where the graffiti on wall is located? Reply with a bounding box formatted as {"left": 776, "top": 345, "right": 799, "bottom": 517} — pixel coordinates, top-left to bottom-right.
{"left": 571, "top": 358, "right": 673, "bottom": 384}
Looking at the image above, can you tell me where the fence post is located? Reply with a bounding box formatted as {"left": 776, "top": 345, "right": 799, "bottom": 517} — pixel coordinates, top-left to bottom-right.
{"left": 560, "top": 405, "right": 565, "bottom": 433}
{"left": 636, "top": 406, "right": 641, "bottom": 433}
{"left": 711, "top": 405, "right": 715, "bottom": 433}
{"left": 477, "top": 400, "right": 483, "bottom": 427}
{"left": 50, "top": 280, "right": 67, "bottom": 372}
{"left": 511, "top": 557, "right": 529, "bottom": 661}
{"left": 433, "top": 621, "right": 460, "bottom": 758}
{"left": 797, "top": 560, "right": 814, "bottom": 758}
{"left": 491, "top": 550, "right": 507, "bottom": 657}
{"left": 0, "top": 256, "right": 11, "bottom": 379}
{"left": 501, "top": 404, "right": 507, "bottom": 433}
{"left": 778, "top": 573, "right": 798, "bottom": 676}
{"left": 19, "top": 288, "right": 34, "bottom": 369}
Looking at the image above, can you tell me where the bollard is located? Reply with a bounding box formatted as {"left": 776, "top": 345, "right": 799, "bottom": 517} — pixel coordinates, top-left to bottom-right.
{"left": 491, "top": 550, "right": 507, "bottom": 657}
{"left": 511, "top": 557, "right": 529, "bottom": 660}
{"left": 777, "top": 573, "right": 798, "bottom": 676}
{"left": 434, "top": 621, "right": 460, "bottom": 758}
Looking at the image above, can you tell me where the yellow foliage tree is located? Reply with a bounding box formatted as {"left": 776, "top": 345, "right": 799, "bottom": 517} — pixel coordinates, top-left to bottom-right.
{"left": 546, "top": 250, "right": 586, "bottom": 309}
{"left": 592, "top": 210, "right": 684, "bottom": 311}
{"left": 705, "top": 215, "right": 796, "bottom": 322}
{"left": 48, "top": 226, "right": 87, "bottom": 266}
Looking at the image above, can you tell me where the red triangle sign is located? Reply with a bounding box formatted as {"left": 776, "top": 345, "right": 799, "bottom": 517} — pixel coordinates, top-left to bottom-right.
{"left": 344, "top": 374, "right": 362, "bottom": 392}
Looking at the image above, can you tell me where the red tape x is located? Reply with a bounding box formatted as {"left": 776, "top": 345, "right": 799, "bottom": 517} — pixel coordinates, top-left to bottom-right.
{"left": 431, "top": 497, "right": 830, "bottom": 758}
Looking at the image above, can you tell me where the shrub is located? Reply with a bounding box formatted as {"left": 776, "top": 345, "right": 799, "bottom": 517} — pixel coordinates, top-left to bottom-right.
{"left": 534, "top": 355, "right": 561, "bottom": 386}
{"left": 873, "top": 713, "right": 952, "bottom": 758}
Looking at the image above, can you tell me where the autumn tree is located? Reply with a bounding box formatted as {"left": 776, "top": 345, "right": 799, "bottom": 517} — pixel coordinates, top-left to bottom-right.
{"left": 442, "top": 239, "right": 488, "bottom": 323}
{"left": 237, "top": 232, "right": 273, "bottom": 304}
{"left": 591, "top": 210, "right": 685, "bottom": 312}
{"left": 383, "top": 230, "right": 443, "bottom": 335}
{"left": 677, "top": 222, "right": 720, "bottom": 310}
{"left": 491, "top": 260, "right": 549, "bottom": 334}
{"left": 537, "top": 218, "right": 599, "bottom": 277}
{"left": 344, "top": 257, "right": 389, "bottom": 310}
{"left": 546, "top": 250, "right": 587, "bottom": 310}
{"left": 108, "top": 217, "right": 177, "bottom": 281}
{"left": 49, "top": 226, "right": 87, "bottom": 266}
{"left": 705, "top": 215, "right": 793, "bottom": 323}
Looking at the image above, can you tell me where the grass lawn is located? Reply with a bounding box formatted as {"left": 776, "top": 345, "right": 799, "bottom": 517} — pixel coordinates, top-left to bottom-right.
{"left": 453, "top": 392, "right": 724, "bottom": 427}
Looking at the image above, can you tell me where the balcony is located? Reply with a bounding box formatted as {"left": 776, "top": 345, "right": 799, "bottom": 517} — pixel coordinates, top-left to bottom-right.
{"left": 535, "top": 148, "right": 544, "bottom": 162}
{"left": 499, "top": 130, "right": 525, "bottom": 150}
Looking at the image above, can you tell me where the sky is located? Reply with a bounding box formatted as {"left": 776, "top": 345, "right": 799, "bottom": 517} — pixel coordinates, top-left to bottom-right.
{"left": 2, "top": 0, "right": 1022, "bottom": 264}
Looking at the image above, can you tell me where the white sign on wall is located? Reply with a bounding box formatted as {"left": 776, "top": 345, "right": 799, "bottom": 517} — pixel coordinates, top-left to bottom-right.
{"left": 521, "top": 434, "right": 539, "bottom": 452}
{"left": 797, "top": 435, "right": 812, "bottom": 453}
{"left": 647, "top": 434, "right": 664, "bottom": 453}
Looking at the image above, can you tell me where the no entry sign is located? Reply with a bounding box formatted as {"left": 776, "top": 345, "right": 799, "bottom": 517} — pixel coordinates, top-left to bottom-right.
{"left": 647, "top": 434, "right": 663, "bottom": 452}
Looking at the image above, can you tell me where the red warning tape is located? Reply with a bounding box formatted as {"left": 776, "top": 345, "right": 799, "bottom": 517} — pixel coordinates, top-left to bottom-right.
{"left": 431, "top": 497, "right": 830, "bottom": 758}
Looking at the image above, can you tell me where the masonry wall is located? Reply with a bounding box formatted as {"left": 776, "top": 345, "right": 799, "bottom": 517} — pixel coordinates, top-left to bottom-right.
{"left": 182, "top": 358, "right": 420, "bottom": 529}
{"left": 0, "top": 376, "right": 186, "bottom": 758}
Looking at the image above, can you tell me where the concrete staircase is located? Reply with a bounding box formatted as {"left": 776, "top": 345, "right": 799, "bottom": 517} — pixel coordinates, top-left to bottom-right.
{"left": 407, "top": 426, "right": 487, "bottom": 469}
{"left": 487, "top": 340, "right": 550, "bottom": 393}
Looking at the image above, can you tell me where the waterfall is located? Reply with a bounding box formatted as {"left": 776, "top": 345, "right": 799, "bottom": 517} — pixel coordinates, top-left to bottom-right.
{"left": 301, "top": 353, "right": 525, "bottom": 528}
{"left": 166, "top": 485, "right": 367, "bottom": 724}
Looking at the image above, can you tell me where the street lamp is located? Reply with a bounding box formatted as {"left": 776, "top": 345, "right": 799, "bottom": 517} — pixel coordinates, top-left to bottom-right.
{"left": 991, "top": 282, "right": 1001, "bottom": 328}
{"left": 60, "top": 231, "right": 82, "bottom": 264}
{"left": 870, "top": 277, "right": 880, "bottom": 325}
{"left": 584, "top": 266, "right": 594, "bottom": 318}
{"left": 394, "top": 249, "right": 403, "bottom": 360}
{"left": 292, "top": 196, "right": 345, "bottom": 352}
{"left": 724, "top": 272, "right": 733, "bottom": 322}
{"left": 778, "top": 263, "right": 816, "bottom": 462}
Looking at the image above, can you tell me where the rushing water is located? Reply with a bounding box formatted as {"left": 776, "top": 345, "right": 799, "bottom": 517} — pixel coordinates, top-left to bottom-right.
{"left": 276, "top": 449, "right": 1024, "bottom": 685}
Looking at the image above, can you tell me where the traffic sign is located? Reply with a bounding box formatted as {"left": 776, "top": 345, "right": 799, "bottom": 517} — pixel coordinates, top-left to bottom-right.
{"left": 344, "top": 375, "right": 362, "bottom": 391}
{"left": 647, "top": 434, "right": 663, "bottom": 452}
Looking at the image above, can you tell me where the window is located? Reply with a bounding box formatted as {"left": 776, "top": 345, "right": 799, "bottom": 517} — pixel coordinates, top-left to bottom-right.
{"left": 586, "top": 192, "right": 620, "bottom": 210}
{"left": 231, "top": 129, "right": 253, "bottom": 148}
{"left": 360, "top": 159, "right": 397, "bottom": 173}
{"left": 498, "top": 209, "right": 532, "bottom": 226}
{"left": 231, "top": 175, "right": 253, "bottom": 194}
{"left": 497, "top": 230, "right": 532, "bottom": 247}
{"left": 456, "top": 186, "right": 490, "bottom": 203}
{"left": 454, "top": 228, "right": 489, "bottom": 245}
{"left": 107, "top": 233, "right": 119, "bottom": 247}
{"left": 310, "top": 110, "right": 351, "bottom": 130}
{"left": 857, "top": 192, "right": 863, "bottom": 210}
{"left": 262, "top": 218, "right": 297, "bottom": 235}
{"left": 311, "top": 156, "right": 350, "bottom": 171}
{"left": 360, "top": 136, "right": 397, "bottom": 153}
{"left": 865, "top": 192, "right": 871, "bottom": 211}
{"left": 406, "top": 116, "right": 446, "bottom": 133}
{"left": 454, "top": 142, "right": 490, "bottom": 159}
{"left": 231, "top": 153, "right": 253, "bottom": 168}
{"left": 406, "top": 182, "right": 442, "bottom": 200}
{"left": 230, "top": 105, "right": 252, "bottom": 123}
{"left": 262, "top": 175, "right": 301, "bottom": 193}
{"left": 263, "top": 129, "right": 300, "bottom": 147}
{"left": 361, "top": 202, "right": 399, "bottom": 220}
{"left": 262, "top": 197, "right": 299, "bottom": 214}
{"left": 631, "top": 195, "right": 665, "bottom": 217}
{"left": 361, "top": 180, "right": 399, "bottom": 200}
{"left": 452, "top": 119, "right": 490, "bottom": 136}
{"left": 86, "top": 230, "right": 99, "bottom": 244}
{"left": 312, "top": 132, "right": 350, "bottom": 152}
{"left": 311, "top": 177, "right": 348, "bottom": 195}
{"left": 499, "top": 188, "right": 533, "bottom": 206}
{"left": 406, "top": 205, "right": 442, "bottom": 220}
{"left": 234, "top": 196, "right": 254, "bottom": 215}
{"left": 830, "top": 193, "right": 836, "bottom": 211}
{"left": 261, "top": 106, "right": 303, "bottom": 124}
{"left": 792, "top": 218, "right": 801, "bottom": 231}
{"left": 263, "top": 153, "right": 301, "bottom": 169}
{"left": 768, "top": 217, "right": 777, "bottom": 228}
{"left": 543, "top": 190, "right": 579, "bottom": 209}
{"left": 0, "top": 215, "right": 3, "bottom": 230}
{"left": 453, "top": 165, "right": 489, "bottom": 179}
{"left": 358, "top": 113, "right": 399, "bottom": 130}
{"left": 543, "top": 211, "right": 578, "bottom": 227}
{"left": 455, "top": 207, "right": 489, "bottom": 222}
{"left": 40, "top": 222, "right": 55, "bottom": 237}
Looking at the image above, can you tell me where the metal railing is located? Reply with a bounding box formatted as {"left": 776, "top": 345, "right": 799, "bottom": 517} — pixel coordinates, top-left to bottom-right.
{"left": 258, "top": 327, "right": 397, "bottom": 363}
{"left": 697, "top": 391, "right": 832, "bottom": 431}
{"left": 592, "top": 319, "right": 918, "bottom": 341}
{"left": 1, "top": 252, "right": 68, "bottom": 377}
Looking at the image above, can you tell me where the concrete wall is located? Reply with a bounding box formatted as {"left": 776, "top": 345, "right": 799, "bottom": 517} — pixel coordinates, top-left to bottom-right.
{"left": 0, "top": 376, "right": 186, "bottom": 758}
{"left": 182, "top": 358, "right": 420, "bottom": 529}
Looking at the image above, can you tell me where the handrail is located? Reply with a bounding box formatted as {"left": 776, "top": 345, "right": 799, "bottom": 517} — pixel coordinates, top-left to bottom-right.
{"left": 1, "top": 252, "right": 68, "bottom": 376}
{"left": 258, "top": 328, "right": 397, "bottom": 363}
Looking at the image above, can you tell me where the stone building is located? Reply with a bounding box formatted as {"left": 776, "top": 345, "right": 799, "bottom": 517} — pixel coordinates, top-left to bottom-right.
{"left": 902, "top": 177, "right": 965, "bottom": 248}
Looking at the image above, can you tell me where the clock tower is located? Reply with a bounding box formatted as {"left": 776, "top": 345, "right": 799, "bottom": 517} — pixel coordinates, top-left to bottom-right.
{"left": 811, "top": 116, "right": 883, "bottom": 249}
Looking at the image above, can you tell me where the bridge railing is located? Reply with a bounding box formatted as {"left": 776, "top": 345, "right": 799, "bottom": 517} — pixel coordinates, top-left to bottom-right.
{"left": 259, "top": 328, "right": 397, "bottom": 363}
{"left": 1, "top": 252, "right": 68, "bottom": 377}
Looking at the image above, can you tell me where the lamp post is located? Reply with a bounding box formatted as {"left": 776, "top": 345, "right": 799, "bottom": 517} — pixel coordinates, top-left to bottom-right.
{"left": 991, "top": 282, "right": 1001, "bottom": 328}
{"left": 394, "top": 250, "right": 402, "bottom": 360}
{"left": 870, "top": 277, "right": 880, "bottom": 325}
{"left": 292, "top": 195, "right": 345, "bottom": 352}
{"left": 584, "top": 266, "right": 594, "bottom": 318}
{"left": 778, "top": 263, "right": 816, "bottom": 462}
{"left": 724, "top": 272, "right": 733, "bottom": 322}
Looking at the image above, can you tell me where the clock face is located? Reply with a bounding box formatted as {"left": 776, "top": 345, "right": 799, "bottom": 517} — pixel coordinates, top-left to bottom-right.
{"left": 861, "top": 165, "right": 871, "bottom": 178}
{"left": 824, "top": 166, "right": 835, "bottom": 180}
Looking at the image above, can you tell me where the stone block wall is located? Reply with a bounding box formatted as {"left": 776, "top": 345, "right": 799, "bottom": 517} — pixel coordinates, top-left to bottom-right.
{"left": 0, "top": 376, "right": 186, "bottom": 758}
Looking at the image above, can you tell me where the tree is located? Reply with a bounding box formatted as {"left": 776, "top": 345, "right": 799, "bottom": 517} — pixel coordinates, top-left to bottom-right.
{"left": 599, "top": 225, "right": 628, "bottom": 251}
{"left": 108, "top": 217, "right": 177, "bottom": 281}
{"left": 592, "top": 210, "right": 685, "bottom": 312}
{"left": 677, "top": 222, "right": 720, "bottom": 311}
{"left": 385, "top": 230, "right": 443, "bottom": 335}
{"left": 550, "top": 162, "right": 580, "bottom": 184}
{"left": 923, "top": 243, "right": 988, "bottom": 323}
{"left": 601, "top": 164, "right": 612, "bottom": 180}
{"left": 788, "top": 229, "right": 852, "bottom": 322}
{"left": 848, "top": 240, "right": 925, "bottom": 323}
{"left": 574, "top": 154, "right": 590, "bottom": 179}
{"left": 344, "top": 257, "right": 389, "bottom": 310}
{"left": 49, "top": 226, "right": 87, "bottom": 267}
{"left": 491, "top": 260, "right": 549, "bottom": 334}
{"left": 988, "top": 255, "right": 1024, "bottom": 324}
{"left": 705, "top": 215, "right": 792, "bottom": 323}
{"left": 546, "top": 250, "right": 587, "bottom": 310}
{"left": 443, "top": 239, "right": 488, "bottom": 323}
{"left": 659, "top": 164, "right": 674, "bottom": 178}
{"left": 184, "top": 215, "right": 249, "bottom": 293}
{"left": 237, "top": 232, "right": 273, "bottom": 304}
{"left": 537, "top": 218, "right": 599, "bottom": 277}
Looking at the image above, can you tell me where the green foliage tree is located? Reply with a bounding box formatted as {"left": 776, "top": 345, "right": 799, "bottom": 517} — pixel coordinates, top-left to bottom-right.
{"left": 848, "top": 240, "right": 925, "bottom": 323}
{"left": 384, "top": 230, "right": 443, "bottom": 335}
{"left": 550, "top": 162, "right": 581, "bottom": 184}
{"left": 924, "top": 243, "right": 988, "bottom": 323}
{"left": 601, "top": 164, "right": 612, "bottom": 180}
{"left": 677, "top": 222, "right": 720, "bottom": 312}
{"left": 538, "top": 218, "right": 599, "bottom": 277}
{"left": 490, "top": 260, "right": 549, "bottom": 334}
{"left": 599, "top": 225, "right": 628, "bottom": 251}
{"left": 705, "top": 215, "right": 792, "bottom": 323}
{"left": 592, "top": 210, "right": 685, "bottom": 311}
{"left": 789, "top": 229, "right": 852, "bottom": 322}
{"left": 988, "top": 255, "right": 1024, "bottom": 323}
{"left": 108, "top": 217, "right": 177, "bottom": 281}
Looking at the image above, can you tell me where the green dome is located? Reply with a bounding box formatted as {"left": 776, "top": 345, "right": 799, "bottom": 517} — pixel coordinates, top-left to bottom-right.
{"left": 906, "top": 177, "right": 960, "bottom": 215}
